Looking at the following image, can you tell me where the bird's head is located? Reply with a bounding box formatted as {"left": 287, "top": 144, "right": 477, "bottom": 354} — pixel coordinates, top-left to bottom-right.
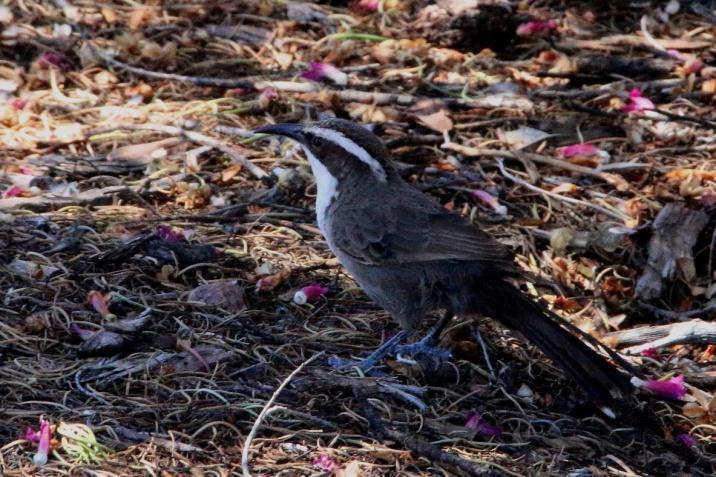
{"left": 254, "top": 118, "right": 393, "bottom": 183}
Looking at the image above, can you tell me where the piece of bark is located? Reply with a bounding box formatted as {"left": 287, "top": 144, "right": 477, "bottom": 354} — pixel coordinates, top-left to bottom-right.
{"left": 605, "top": 319, "right": 716, "bottom": 353}
{"left": 635, "top": 203, "right": 709, "bottom": 300}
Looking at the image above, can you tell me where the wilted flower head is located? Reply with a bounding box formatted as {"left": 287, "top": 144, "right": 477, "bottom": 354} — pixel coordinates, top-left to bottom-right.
{"left": 516, "top": 20, "right": 557, "bottom": 37}
{"left": 3, "top": 185, "right": 24, "bottom": 198}
{"left": 676, "top": 433, "right": 697, "bottom": 448}
{"left": 37, "top": 51, "right": 73, "bottom": 72}
{"left": 557, "top": 143, "right": 608, "bottom": 159}
{"left": 294, "top": 284, "right": 329, "bottom": 304}
{"left": 632, "top": 375, "right": 686, "bottom": 399}
{"left": 623, "top": 88, "right": 655, "bottom": 113}
{"left": 87, "top": 291, "right": 115, "bottom": 319}
{"left": 301, "top": 62, "right": 348, "bottom": 85}
{"left": 355, "top": 0, "right": 380, "bottom": 12}
{"left": 26, "top": 417, "right": 52, "bottom": 466}
{"left": 465, "top": 410, "right": 502, "bottom": 438}
{"left": 312, "top": 453, "right": 337, "bottom": 472}
{"left": 470, "top": 190, "right": 507, "bottom": 216}
{"left": 157, "top": 225, "right": 188, "bottom": 242}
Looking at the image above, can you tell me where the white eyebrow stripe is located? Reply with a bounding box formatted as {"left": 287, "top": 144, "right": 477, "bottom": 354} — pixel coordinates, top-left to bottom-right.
{"left": 305, "top": 126, "right": 387, "bottom": 182}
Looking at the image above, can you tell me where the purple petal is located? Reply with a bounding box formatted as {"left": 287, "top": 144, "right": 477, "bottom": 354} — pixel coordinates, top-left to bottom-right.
{"left": 301, "top": 62, "right": 347, "bottom": 84}
{"left": 70, "top": 323, "right": 96, "bottom": 341}
{"left": 465, "top": 410, "right": 502, "bottom": 438}
{"left": 676, "top": 433, "right": 697, "bottom": 448}
{"left": 157, "top": 225, "right": 185, "bottom": 242}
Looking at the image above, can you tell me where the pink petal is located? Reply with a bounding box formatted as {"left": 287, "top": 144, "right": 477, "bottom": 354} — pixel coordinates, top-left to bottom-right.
{"left": 87, "top": 290, "right": 112, "bottom": 317}
{"left": 557, "top": 143, "right": 601, "bottom": 158}
{"left": 645, "top": 376, "right": 686, "bottom": 399}
{"left": 623, "top": 88, "right": 655, "bottom": 113}
{"left": 301, "top": 62, "right": 347, "bottom": 85}
{"left": 33, "top": 417, "right": 51, "bottom": 466}
{"left": 11, "top": 98, "right": 27, "bottom": 110}
{"left": 666, "top": 49, "right": 685, "bottom": 60}
{"left": 640, "top": 347, "right": 660, "bottom": 360}
{"left": 516, "top": 20, "right": 557, "bottom": 37}
{"left": 465, "top": 410, "right": 503, "bottom": 438}
{"left": 3, "top": 185, "right": 24, "bottom": 198}
{"left": 357, "top": 0, "right": 380, "bottom": 11}
{"left": 312, "top": 454, "right": 337, "bottom": 472}
{"left": 294, "top": 284, "right": 329, "bottom": 305}
{"left": 24, "top": 427, "right": 41, "bottom": 444}
{"left": 260, "top": 87, "right": 278, "bottom": 99}
{"left": 19, "top": 166, "right": 38, "bottom": 175}
{"left": 470, "top": 190, "right": 507, "bottom": 215}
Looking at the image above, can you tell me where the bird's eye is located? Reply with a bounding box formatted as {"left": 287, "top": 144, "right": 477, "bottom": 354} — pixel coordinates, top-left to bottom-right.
{"left": 310, "top": 136, "right": 325, "bottom": 148}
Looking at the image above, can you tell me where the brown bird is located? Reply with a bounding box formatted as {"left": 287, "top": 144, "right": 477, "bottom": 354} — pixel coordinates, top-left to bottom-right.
{"left": 256, "top": 118, "right": 635, "bottom": 415}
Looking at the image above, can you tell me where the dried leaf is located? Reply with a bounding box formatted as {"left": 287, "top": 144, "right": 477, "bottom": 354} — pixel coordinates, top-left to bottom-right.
{"left": 416, "top": 109, "right": 453, "bottom": 133}
{"left": 186, "top": 280, "right": 246, "bottom": 313}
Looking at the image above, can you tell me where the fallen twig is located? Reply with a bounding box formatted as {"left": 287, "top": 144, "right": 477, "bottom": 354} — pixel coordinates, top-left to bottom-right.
{"left": 241, "top": 351, "right": 324, "bottom": 477}
{"left": 495, "top": 159, "right": 629, "bottom": 222}
{"left": 606, "top": 318, "right": 716, "bottom": 353}
{"left": 87, "top": 123, "right": 268, "bottom": 180}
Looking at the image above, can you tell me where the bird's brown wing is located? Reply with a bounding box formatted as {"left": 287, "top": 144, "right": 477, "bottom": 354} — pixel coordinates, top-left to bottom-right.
{"left": 330, "top": 200, "right": 513, "bottom": 267}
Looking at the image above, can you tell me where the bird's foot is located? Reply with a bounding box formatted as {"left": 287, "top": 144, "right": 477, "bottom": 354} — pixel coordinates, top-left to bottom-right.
{"left": 328, "top": 330, "right": 410, "bottom": 373}
{"left": 395, "top": 338, "right": 452, "bottom": 363}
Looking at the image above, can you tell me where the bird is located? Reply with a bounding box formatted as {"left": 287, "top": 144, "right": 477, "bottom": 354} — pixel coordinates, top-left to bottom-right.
{"left": 254, "top": 118, "right": 634, "bottom": 414}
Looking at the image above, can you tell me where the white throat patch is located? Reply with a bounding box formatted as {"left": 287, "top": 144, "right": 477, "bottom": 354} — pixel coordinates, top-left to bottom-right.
{"left": 301, "top": 146, "right": 338, "bottom": 234}
{"left": 304, "top": 126, "right": 387, "bottom": 182}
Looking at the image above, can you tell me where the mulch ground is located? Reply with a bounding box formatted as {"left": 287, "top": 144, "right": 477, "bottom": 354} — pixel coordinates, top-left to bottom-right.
{"left": 1, "top": 1, "right": 716, "bottom": 476}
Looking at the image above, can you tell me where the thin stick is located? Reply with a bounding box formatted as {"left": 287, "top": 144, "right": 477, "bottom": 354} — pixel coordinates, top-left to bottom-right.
{"left": 87, "top": 123, "right": 268, "bottom": 180}
{"left": 496, "top": 159, "right": 629, "bottom": 222}
{"left": 241, "top": 351, "right": 324, "bottom": 477}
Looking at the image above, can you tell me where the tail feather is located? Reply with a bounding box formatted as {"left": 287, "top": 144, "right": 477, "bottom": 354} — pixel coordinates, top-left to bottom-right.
{"left": 474, "top": 279, "right": 633, "bottom": 410}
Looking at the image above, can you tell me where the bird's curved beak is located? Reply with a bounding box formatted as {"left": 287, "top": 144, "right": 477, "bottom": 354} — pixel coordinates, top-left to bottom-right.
{"left": 253, "top": 123, "right": 304, "bottom": 140}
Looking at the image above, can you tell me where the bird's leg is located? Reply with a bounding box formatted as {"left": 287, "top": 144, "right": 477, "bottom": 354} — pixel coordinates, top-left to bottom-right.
{"left": 328, "top": 330, "right": 411, "bottom": 371}
{"left": 395, "top": 310, "right": 453, "bottom": 360}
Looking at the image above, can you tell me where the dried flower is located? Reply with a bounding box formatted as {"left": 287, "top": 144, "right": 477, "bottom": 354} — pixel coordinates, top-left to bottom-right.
{"left": 667, "top": 49, "right": 703, "bottom": 73}
{"left": 258, "top": 87, "right": 279, "bottom": 109}
{"left": 557, "top": 143, "right": 608, "bottom": 159}
{"left": 356, "top": 0, "right": 380, "bottom": 12}
{"left": 471, "top": 190, "right": 507, "bottom": 216}
{"left": 3, "top": 185, "right": 24, "bottom": 198}
{"left": 631, "top": 375, "right": 686, "bottom": 399}
{"left": 32, "top": 417, "right": 52, "bottom": 466}
{"left": 301, "top": 62, "right": 348, "bottom": 85}
{"left": 69, "top": 323, "right": 96, "bottom": 341}
{"left": 11, "top": 98, "right": 26, "bottom": 110}
{"left": 157, "top": 225, "right": 187, "bottom": 242}
{"left": 87, "top": 291, "right": 115, "bottom": 319}
{"left": 312, "top": 453, "right": 337, "bottom": 472}
{"left": 623, "top": 88, "right": 655, "bottom": 113}
{"left": 676, "top": 433, "right": 697, "bottom": 448}
{"left": 37, "top": 51, "right": 73, "bottom": 72}
{"left": 465, "top": 410, "right": 502, "bottom": 438}
{"left": 293, "top": 284, "right": 330, "bottom": 304}
{"left": 516, "top": 20, "right": 557, "bottom": 37}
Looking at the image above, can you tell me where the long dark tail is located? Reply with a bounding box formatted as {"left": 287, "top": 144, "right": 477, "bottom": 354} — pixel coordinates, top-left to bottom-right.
{"left": 474, "top": 279, "right": 634, "bottom": 412}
